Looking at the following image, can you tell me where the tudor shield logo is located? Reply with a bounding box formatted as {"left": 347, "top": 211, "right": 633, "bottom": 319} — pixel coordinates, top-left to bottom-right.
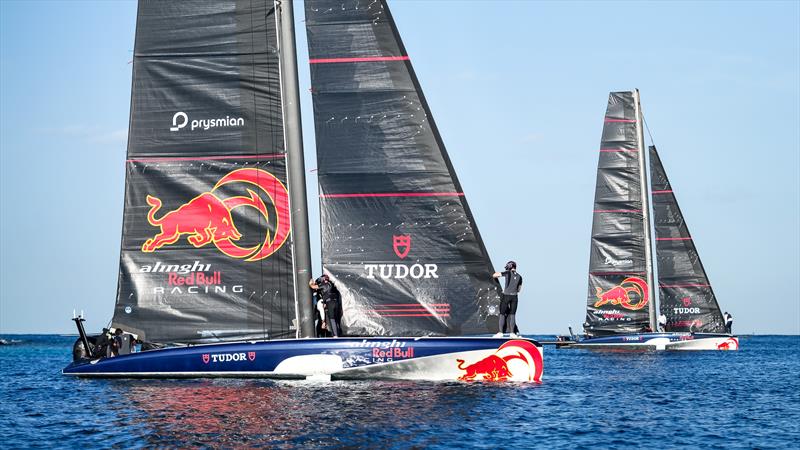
{"left": 393, "top": 235, "right": 411, "bottom": 259}
{"left": 202, "top": 354, "right": 210, "bottom": 364}
{"left": 248, "top": 352, "right": 256, "bottom": 361}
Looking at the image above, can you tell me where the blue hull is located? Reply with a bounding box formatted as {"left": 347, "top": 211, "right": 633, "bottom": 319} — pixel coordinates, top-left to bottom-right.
{"left": 63, "top": 337, "right": 544, "bottom": 382}
{"left": 567, "top": 332, "right": 739, "bottom": 351}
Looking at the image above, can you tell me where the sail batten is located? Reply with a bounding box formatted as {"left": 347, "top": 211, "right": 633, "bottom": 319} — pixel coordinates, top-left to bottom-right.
{"left": 111, "top": 1, "right": 297, "bottom": 344}
{"left": 305, "top": 0, "right": 501, "bottom": 336}
{"left": 649, "top": 145, "right": 725, "bottom": 333}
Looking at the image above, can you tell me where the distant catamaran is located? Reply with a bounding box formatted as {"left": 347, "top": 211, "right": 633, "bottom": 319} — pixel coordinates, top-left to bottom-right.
{"left": 568, "top": 90, "right": 738, "bottom": 351}
{"left": 62, "top": 0, "right": 543, "bottom": 381}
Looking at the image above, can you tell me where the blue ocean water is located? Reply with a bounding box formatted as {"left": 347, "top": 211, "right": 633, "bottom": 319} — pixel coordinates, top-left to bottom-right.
{"left": 0, "top": 335, "right": 798, "bottom": 449}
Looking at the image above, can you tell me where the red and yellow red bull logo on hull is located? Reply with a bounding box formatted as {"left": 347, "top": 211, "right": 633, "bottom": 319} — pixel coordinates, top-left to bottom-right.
{"left": 456, "top": 340, "right": 543, "bottom": 383}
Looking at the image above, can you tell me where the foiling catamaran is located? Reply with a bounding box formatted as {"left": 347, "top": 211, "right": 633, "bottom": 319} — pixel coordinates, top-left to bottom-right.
{"left": 564, "top": 90, "right": 738, "bottom": 351}
{"left": 62, "top": 0, "right": 543, "bottom": 381}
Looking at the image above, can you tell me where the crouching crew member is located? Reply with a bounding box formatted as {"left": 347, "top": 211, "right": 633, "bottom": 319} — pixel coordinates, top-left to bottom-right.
{"left": 493, "top": 261, "right": 523, "bottom": 337}
{"left": 309, "top": 274, "right": 343, "bottom": 337}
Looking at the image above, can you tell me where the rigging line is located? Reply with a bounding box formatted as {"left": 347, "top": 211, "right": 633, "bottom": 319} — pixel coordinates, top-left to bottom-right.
{"left": 269, "top": 5, "right": 279, "bottom": 341}
{"left": 250, "top": 2, "right": 266, "bottom": 342}
{"left": 642, "top": 112, "right": 656, "bottom": 147}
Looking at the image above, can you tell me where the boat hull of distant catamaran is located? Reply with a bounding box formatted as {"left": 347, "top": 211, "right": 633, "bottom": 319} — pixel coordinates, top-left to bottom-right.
{"left": 564, "top": 333, "right": 738, "bottom": 351}
{"left": 63, "top": 337, "right": 543, "bottom": 382}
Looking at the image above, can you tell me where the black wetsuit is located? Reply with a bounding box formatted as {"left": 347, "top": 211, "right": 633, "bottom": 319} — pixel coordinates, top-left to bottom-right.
{"left": 95, "top": 331, "right": 112, "bottom": 357}
{"left": 318, "top": 281, "right": 343, "bottom": 337}
{"left": 724, "top": 314, "right": 733, "bottom": 334}
{"left": 499, "top": 270, "right": 523, "bottom": 334}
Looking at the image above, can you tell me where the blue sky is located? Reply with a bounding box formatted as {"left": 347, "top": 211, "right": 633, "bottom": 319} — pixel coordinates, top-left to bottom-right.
{"left": 1, "top": 1, "right": 798, "bottom": 335}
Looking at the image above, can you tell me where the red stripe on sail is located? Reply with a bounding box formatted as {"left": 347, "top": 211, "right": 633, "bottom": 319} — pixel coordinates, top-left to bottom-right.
{"left": 590, "top": 271, "right": 647, "bottom": 276}
{"left": 604, "top": 118, "right": 637, "bottom": 123}
{"left": 309, "top": 56, "right": 410, "bottom": 64}
{"left": 372, "top": 308, "right": 450, "bottom": 312}
{"left": 377, "top": 313, "right": 451, "bottom": 317}
{"left": 127, "top": 153, "right": 285, "bottom": 163}
{"left": 322, "top": 192, "right": 464, "bottom": 199}
{"left": 381, "top": 304, "right": 451, "bottom": 307}
{"left": 659, "top": 284, "right": 711, "bottom": 288}
{"left": 593, "top": 209, "right": 642, "bottom": 213}
{"left": 656, "top": 237, "right": 692, "bottom": 241}
{"left": 600, "top": 148, "right": 638, "bottom": 152}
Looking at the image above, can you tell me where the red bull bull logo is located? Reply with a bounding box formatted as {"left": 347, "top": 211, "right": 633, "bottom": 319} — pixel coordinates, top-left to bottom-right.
{"left": 141, "top": 168, "right": 290, "bottom": 262}
{"left": 717, "top": 337, "right": 739, "bottom": 351}
{"left": 456, "top": 340, "right": 543, "bottom": 383}
{"left": 594, "top": 276, "right": 649, "bottom": 311}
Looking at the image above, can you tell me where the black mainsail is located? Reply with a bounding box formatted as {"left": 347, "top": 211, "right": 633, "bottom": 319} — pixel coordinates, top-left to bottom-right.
{"left": 585, "top": 91, "right": 656, "bottom": 336}
{"left": 649, "top": 146, "right": 725, "bottom": 333}
{"left": 112, "top": 1, "right": 299, "bottom": 344}
{"left": 305, "top": 0, "right": 502, "bottom": 336}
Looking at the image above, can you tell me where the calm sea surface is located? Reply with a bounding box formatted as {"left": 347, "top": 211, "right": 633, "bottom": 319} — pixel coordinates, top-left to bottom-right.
{"left": 1, "top": 335, "right": 798, "bottom": 449}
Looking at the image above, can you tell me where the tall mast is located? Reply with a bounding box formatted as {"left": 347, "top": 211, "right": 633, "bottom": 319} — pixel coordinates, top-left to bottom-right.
{"left": 277, "top": 0, "right": 314, "bottom": 338}
{"left": 634, "top": 89, "right": 657, "bottom": 331}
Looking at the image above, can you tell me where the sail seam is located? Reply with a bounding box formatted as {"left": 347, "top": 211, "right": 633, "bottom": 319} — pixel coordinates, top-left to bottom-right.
{"left": 321, "top": 192, "right": 464, "bottom": 198}
{"left": 659, "top": 284, "right": 711, "bottom": 287}
{"left": 593, "top": 209, "right": 642, "bottom": 213}
{"left": 309, "top": 56, "right": 409, "bottom": 64}
{"left": 376, "top": 314, "right": 451, "bottom": 317}
{"left": 590, "top": 271, "right": 647, "bottom": 275}
{"left": 126, "top": 154, "right": 286, "bottom": 163}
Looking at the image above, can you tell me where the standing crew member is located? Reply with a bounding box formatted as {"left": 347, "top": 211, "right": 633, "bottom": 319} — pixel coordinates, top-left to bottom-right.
{"left": 95, "top": 328, "right": 113, "bottom": 358}
{"left": 723, "top": 312, "right": 733, "bottom": 334}
{"left": 111, "top": 328, "right": 134, "bottom": 356}
{"left": 493, "top": 261, "right": 523, "bottom": 337}
{"left": 658, "top": 313, "right": 667, "bottom": 332}
{"left": 309, "top": 274, "right": 343, "bottom": 337}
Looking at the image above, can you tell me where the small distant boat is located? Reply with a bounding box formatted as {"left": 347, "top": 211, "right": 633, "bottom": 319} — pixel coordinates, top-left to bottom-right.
{"left": 564, "top": 90, "right": 738, "bottom": 351}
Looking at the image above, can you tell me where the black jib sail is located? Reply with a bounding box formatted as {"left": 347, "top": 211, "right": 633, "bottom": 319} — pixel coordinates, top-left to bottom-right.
{"left": 585, "top": 91, "right": 654, "bottom": 336}
{"left": 305, "top": 0, "right": 502, "bottom": 336}
{"left": 111, "top": 1, "right": 297, "bottom": 344}
{"left": 649, "top": 146, "right": 725, "bottom": 333}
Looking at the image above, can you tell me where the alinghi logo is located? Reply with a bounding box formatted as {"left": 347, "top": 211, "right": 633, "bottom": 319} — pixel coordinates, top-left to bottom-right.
{"left": 170, "top": 111, "right": 245, "bottom": 132}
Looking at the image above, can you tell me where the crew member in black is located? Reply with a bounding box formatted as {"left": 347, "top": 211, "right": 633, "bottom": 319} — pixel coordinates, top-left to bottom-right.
{"left": 493, "top": 261, "right": 523, "bottom": 337}
{"left": 95, "top": 328, "right": 113, "bottom": 358}
{"left": 111, "top": 328, "right": 133, "bottom": 356}
{"left": 723, "top": 312, "right": 733, "bottom": 334}
{"left": 309, "top": 274, "right": 343, "bottom": 337}
{"left": 312, "top": 288, "right": 330, "bottom": 337}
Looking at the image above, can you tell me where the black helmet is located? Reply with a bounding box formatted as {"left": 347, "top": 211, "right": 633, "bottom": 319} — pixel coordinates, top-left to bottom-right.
{"left": 505, "top": 261, "right": 517, "bottom": 271}
{"left": 317, "top": 274, "right": 330, "bottom": 284}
